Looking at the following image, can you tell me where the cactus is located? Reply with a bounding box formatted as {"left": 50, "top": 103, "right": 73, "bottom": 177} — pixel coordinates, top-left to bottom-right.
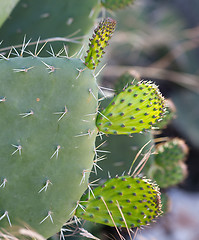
{"left": 76, "top": 176, "right": 162, "bottom": 228}
{"left": 96, "top": 81, "right": 165, "bottom": 135}
{"left": 0, "top": 7, "right": 166, "bottom": 238}
{"left": 0, "top": 56, "right": 98, "bottom": 238}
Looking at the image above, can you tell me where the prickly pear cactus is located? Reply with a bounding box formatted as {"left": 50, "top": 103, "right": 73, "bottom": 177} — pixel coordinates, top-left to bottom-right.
{"left": 0, "top": 17, "right": 166, "bottom": 238}
{"left": 76, "top": 176, "right": 162, "bottom": 228}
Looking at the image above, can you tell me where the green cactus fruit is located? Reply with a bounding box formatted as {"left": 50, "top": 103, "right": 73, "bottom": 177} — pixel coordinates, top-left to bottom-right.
{"left": 0, "top": 0, "right": 19, "bottom": 28}
{"left": 76, "top": 176, "right": 162, "bottom": 228}
{"left": 96, "top": 81, "right": 165, "bottom": 135}
{"left": 0, "top": 0, "right": 101, "bottom": 56}
{"left": 149, "top": 138, "right": 188, "bottom": 188}
{"left": 84, "top": 18, "right": 116, "bottom": 70}
{"left": 154, "top": 99, "right": 176, "bottom": 129}
{"left": 0, "top": 56, "right": 98, "bottom": 238}
{"left": 101, "top": 0, "right": 135, "bottom": 10}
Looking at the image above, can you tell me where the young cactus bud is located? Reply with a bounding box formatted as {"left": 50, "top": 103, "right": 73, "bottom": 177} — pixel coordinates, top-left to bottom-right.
{"left": 101, "top": 0, "right": 135, "bottom": 10}
{"left": 76, "top": 176, "right": 162, "bottom": 228}
{"left": 84, "top": 18, "right": 116, "bottom": 70}
{"left": 96, "top": 81, "right": 165, "bottom": 135}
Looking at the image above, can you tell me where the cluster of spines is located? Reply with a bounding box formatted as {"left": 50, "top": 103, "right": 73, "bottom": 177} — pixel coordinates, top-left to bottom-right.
{"left": 101, "top": 0, "right": 135, "bottom": 10}
{"left": 151, "top": 138, "right": 188, "bottom": 188}
{"left": 84, "top": 18, "right": 116, "bottom": 70}
{"left": 76, "top": 176, "right": 162, "bottom": 228}
{"left": 154, "top": 99, "right": 176, "bottom": 129}
{"left": 96, "top": 81, "right": 165, "bottom": 135}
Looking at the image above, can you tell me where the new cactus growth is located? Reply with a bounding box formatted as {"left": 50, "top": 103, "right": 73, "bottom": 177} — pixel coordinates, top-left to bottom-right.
{"left": 76, "top": 176, "right": 162, "bottom": 228}
{"left": 84, "top": 18, "right": 116, "bottom": 70}
{"left": 0, "top": 16, "right": 165, "bottom": 238}
{"left": 96, "top": 81, "right": 165, "bottom": 135}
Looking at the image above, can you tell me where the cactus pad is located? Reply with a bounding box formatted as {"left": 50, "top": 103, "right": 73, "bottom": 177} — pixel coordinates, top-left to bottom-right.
{"left": 84, "top": 18, "right": 116, "bottom": 69}
{"left": 0, "top": 56, "right": 98, "bottom": 238}
{"left": 76, "top": 176, "right": 162, "bottom": 228}
{"left": 96, "top": 81, "right": 165, "bottom": 135}
{"left": 101, "top": 0, "right": 135, "bottom": 10}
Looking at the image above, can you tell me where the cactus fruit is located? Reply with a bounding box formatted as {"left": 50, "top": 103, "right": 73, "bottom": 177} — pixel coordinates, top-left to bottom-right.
{"left": 76, "top": 176, "right": 162, "bottom": 228}
{"left": 0, "top": 0, "right": 101, "bottom": 56}
{"left": 96, "top": 81, "right": 165, "bottom": 135}
{"left": 101, "top": 0, "right": 135, "bottom": 10}
{"left": 84, "top": 18, "right": 116, "bottom": 70}
{"left": 0, "top": 56, "right": 98, "bottom": 238}
{"left": 148, "top": 138, "right": 188, "bottom": 188}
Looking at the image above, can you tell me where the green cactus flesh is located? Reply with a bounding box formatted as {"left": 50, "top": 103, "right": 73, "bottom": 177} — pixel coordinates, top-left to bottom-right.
{"left": 0, "top": 0, "right": 101, "bottom": 56}
{"left": 0, "top": 56, "right": 98, "bottom": 238}
{"left": 101, "top": 0, "right": 135, "bottom": 10}
{"left": 76, "top": 176, "right": 162, "bottom": 228}
{"left": 96, "top": 81, "right": 165, "bottom": 135}
{"left": 84, "top": 18, "right": 116, "bottom": 70}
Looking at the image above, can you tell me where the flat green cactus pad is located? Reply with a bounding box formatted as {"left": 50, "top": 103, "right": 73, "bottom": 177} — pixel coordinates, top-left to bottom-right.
{"left": 0, "top": 56, "right": 98, "bottom": 238}
{"left": 96, "top": 81, "right": 165, "bottom": 135}
{"left": 76, "top": 176, "right": 162, "bottom": 228}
